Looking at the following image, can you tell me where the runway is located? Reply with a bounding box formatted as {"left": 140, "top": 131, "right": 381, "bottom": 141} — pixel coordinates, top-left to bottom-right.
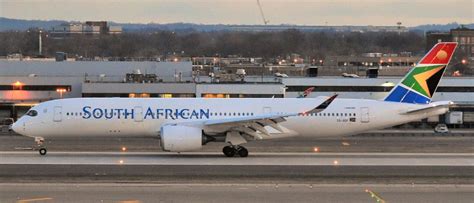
{"left": 1, "top": 133, "right": 473, "bottom": 153}
{"left": 0, "top": 136, "right": 473, "bottom": 202}
{"left": 1, "top": 151, "right": 473, "bottom": 166}
{"left": 0, "top": 152, "right": 472, "bottom": 184}
{"left": 1, "top": 183, "right": 473, "bottom": 203}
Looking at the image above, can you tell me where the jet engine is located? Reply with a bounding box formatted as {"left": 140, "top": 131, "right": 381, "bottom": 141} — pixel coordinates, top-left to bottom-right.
{"left": 160, "top": 125, "right": 215, "bottom": 152}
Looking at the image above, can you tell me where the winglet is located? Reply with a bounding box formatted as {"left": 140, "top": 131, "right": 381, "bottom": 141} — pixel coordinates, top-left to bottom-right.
{"left": 301, "top": 94, "right": 338, "bottom": 115}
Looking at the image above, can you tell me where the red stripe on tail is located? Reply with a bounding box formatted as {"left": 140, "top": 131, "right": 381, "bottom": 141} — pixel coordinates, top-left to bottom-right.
{"left": 419, "top": 42, "right": 457, "bottom": 65}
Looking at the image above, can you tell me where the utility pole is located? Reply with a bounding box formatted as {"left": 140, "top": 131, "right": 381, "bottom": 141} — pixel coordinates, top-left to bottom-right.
{"left": 38, "top": 30, "right": 42, "bottom": 56}
{"left": 257, "top": 0, "right": 269, "bottom": 25}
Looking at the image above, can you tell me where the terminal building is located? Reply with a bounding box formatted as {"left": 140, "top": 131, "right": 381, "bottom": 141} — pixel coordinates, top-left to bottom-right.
{"left": 0, "top": 60, "right": 473, "bottom": 128}
{"left": 50, "top": 21, "right": 122, "bottom": 38}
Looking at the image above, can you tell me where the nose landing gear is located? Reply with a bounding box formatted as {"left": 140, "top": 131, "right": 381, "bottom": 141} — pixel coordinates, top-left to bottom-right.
{"left": 38, "top": 148, "right": 47, "bottom": 155}
{"left": 34, "top": 137, "right": 47, "bottom": 156}
{"left": 222, "top": 145, "right": 248, "bottom": 157}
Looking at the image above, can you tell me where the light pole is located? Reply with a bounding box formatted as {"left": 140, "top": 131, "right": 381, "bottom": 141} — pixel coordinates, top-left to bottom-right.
{"left": 39, "top": 30, "right": 42, "bottom": 56}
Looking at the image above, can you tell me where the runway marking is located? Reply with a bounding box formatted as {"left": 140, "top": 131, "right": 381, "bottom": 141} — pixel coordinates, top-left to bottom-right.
{"left": 17, "top": 197, "right": 53, "bottom": 203}
{"left": 0, "top": 151, "right": 472, "bottom": 166}
{"left": 365, "top": 189, "right": 386, "bottom": 203}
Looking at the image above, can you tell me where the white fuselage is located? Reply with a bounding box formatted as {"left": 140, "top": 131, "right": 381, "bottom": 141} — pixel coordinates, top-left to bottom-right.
{"left": 13, "top": 97, "right": 448, "bottom": 139}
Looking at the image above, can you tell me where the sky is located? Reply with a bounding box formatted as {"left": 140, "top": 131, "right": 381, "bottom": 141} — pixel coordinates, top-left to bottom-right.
{"left": 0, "top": 0, "right": 472, "bottom": 26}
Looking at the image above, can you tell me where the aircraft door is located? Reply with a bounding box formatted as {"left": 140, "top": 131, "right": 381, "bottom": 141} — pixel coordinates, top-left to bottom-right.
{"left": 53, "top": 106, "right": 62, "bottom": 122}
{"left": 360, "top": 107, "right": 369, "bottom": 123}
{"left": 262, "top": 107, "right": 272, "bottom": 114}
{"left": 134, "top": 106, "right": 143, "bottom": 122}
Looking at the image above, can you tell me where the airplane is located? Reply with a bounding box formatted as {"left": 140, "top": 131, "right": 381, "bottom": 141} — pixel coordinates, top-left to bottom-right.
{"left": 12, "top": 42, "right": 457, "bottom": 157}
{"left": 297, "top": 87, "right": 315, "bottom": 98}
{"left": 342, "top": 73, "right": 360, "bottom": 78}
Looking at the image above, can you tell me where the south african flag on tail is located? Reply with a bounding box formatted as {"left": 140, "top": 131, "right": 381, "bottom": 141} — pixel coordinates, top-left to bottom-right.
{"left": 384, "top": 42, "right": 457, "bottom": 104}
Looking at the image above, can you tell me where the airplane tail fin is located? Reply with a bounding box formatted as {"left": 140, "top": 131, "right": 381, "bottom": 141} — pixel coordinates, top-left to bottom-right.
{"left": 297, "top": 87, "right": 315, "bottom": 98}
{"left": 384, "top": 42, "right": 457, "bottom": 104}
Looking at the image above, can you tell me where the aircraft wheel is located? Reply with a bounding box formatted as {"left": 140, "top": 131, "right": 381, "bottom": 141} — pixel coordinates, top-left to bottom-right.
{"left": 222, "top": 146, "right": 235, "bottom": 157}
{"left": 39, "top": 148, "right": 47, "bottom": 156}
{"left": 237, "top": 146, "right": 248, "bottom": 157}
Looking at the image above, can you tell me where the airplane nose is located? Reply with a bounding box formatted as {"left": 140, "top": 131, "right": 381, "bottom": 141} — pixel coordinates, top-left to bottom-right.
{"left": 11, "top": 122, "right": 22, "bottom": 134}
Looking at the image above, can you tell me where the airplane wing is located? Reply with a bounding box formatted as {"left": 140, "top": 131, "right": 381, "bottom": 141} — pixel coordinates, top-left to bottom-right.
{"left": 400, "top": 101, "right": 453, "bottom": 115}
{"left": 170, "top": 94, "right": 338, "bottom": 141}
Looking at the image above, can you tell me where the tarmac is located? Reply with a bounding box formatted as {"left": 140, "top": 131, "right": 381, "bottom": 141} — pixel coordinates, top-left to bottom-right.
{"left": 1, "top": 183, "right": 473, "bottom": 203}
{"left": 0, "top": 131, "right": 472, "bottom": 202}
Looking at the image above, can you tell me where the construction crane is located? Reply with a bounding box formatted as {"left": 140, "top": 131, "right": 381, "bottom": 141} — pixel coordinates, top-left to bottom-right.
{"left": 257, "top": 0, "right": 269, "bottom": 25}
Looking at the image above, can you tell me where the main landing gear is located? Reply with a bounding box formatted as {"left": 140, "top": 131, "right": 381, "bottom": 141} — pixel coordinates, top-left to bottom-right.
{"left": 222, "top": 145, "right": 248, "bottom": 157}
{"left": 34, "top": 137, "right": 47, "bottom": 156}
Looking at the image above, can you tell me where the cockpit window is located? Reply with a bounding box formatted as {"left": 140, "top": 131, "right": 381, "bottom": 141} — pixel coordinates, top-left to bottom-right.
{"left": 26, "top": 110, "right": 38, "bottom": 117}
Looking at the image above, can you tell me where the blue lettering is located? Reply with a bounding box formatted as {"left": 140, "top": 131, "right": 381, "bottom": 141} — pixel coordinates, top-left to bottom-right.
{"left": 190, "top": 110, "right": 199, "bottom": 119}
{"left": 82, "top": 106, "right": 91, "bottom": 119}
{"left": 144, "top": 107, "right": 155, "bottom": 119}
{"left": 181, "top": 109, "right": 189, "bottom": 119}
{"left": 165, "top": 109, "right": 174, "bottom": 120}
{"left": 104, "top": 109, "right": 113, "bottom": 119}
{"left": 156, "top": 109, "right": 164, "bottom": 119}
{"left": 115, "top": 109, "right": 123, "bottom": 119}
{"left": 124, "top": 108, "right": 134, "bottom": 119}
{"left": 93, "top": 108, "right": 103, "bottom": 119}
{"left": 174, "top": 109, "right": 180, "bottom": 119}
{"left": 200, "top": 109, "right": 210, "bottom": 119}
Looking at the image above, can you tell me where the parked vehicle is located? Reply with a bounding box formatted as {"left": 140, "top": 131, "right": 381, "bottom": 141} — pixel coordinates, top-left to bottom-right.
{"left": 434, "top": 124, "right": 449, "bottom": 133}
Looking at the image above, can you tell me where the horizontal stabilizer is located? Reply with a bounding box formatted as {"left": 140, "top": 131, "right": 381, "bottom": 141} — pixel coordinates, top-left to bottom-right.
{"left": 400, "top": 101, "right": 453, "bottom": 115}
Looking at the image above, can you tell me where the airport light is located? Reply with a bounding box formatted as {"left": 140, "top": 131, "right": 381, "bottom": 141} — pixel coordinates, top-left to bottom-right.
{"left": 121, "top": 147, "right": 127, "bottom": 152}
{"left": 56, "top": 88, "right": 67, "bottom": 98}
{"left": 461, "top": 59, "right": 467, "bottom": 64}
{"left": 381, "top": 81, "right": 395, "bottom": 87}
{"left": 12, "top": 81, "right": 23, "bottom": 90}
{"left": 333, "top": 160, "right": 339, "bottom": 165}
{"left": 313, "top": 147, "right": 319, "bottom": 152}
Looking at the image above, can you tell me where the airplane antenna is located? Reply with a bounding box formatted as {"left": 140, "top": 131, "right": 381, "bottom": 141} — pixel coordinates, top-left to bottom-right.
{"left": 257, "top": 0, "right": 269, "bottom": 25}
